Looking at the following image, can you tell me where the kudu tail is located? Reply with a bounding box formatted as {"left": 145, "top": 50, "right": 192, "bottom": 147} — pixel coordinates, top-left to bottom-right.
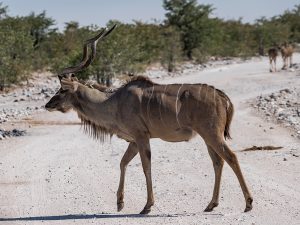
{"left": 217, "top": 89, "right": 234, "bottom": 140}
{"left": 224, "top": 97, "right": 234, "bottom": 140}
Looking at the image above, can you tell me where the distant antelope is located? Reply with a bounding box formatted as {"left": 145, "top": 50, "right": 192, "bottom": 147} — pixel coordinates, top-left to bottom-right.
{"left": 45, "top": 26, "right": 253, "bottom": 214}
{"left": 268, "top": 47, "right": 280, "bottom": 72}
{"left": 280, "top": 42, "right": 293, "bottom": 69}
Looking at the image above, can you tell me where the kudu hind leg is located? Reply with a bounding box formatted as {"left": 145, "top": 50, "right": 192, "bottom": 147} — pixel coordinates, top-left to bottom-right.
{"left": 117, "top": 142, "right": 138, "bottom": 211}
{"left": 204, "top": 145, "right": 224, "bottom": 212}
{"left": 210, "top": 141, "right": 253, "bottom": 212}
{"left": 282, "top": 56, "right": 287, "bottom": 69}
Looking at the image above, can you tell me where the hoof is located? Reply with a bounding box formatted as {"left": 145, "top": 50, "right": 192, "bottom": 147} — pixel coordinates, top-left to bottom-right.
{"left": 140, "top": 208, "right": 151, "bottom": 215}
{"left": 204, "top": 202, "right": 218, "bottom": 212}
{"left": 204, "top": 207, "right": 213, "bottom": 212}
{"left": 244, "top": 205, "right": 252, "bottom": 212}
{"left": 244, "top": 197, "right": 253, "bottom": 212}
{"left": 117, "top": 202, "right": 124, "bottom": 212}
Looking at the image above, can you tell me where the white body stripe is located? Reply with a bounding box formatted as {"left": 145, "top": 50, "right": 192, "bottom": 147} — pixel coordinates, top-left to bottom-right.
{"left": 197, "top": 85, "right": 202, "bottom": 106}
{"left": 175, "top": 84, "right": 183, "bottom": 128}
{"left": 147, "top": 85, "right": 155, "bottom": 127}
{"left": 159, "top": 85, "right": 168, "bottom": 127}
{"left": 204, "top": 85, "right": 208, "bottom": 102}
{"left": 213, "top": 88, "right": 216, "bottom": 105}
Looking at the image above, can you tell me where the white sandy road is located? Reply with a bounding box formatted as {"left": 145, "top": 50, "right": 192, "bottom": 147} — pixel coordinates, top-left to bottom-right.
{"left": 0, "top": 55, "right": 300, "bottom": 225}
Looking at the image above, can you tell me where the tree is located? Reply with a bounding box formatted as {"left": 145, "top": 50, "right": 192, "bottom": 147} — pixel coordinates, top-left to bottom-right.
{"left": 22, "top": 11, "right": 56, "bottom": 70}
{"left": 254, "top": 16, "right": 291, "bottom": 55}
{"left": 278, "top": 4, "right": 300, "bottom": 42}
{"left": 160, "top": 26, "right": 182, "bottom": 72}
{"left": 163, "top": 0, "right": 214, "bottom": 59}
{"left": 0, "top": 2, "right": 8, "bottom": 19}
{"left": 24, "top": 11, "right": 55, "bottom": 49}
{"left": 0, "top": 17, "right": 34, "bottom": 90}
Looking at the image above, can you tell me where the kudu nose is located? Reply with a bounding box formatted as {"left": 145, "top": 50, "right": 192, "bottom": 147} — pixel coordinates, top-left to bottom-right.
{"left": 45, "top": 102, "right": 52, "bottom": 111}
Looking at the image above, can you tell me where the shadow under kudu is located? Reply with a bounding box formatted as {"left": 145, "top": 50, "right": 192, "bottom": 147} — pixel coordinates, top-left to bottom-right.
{"left": 0, "top": 213, "right": 181, "bottom": 221}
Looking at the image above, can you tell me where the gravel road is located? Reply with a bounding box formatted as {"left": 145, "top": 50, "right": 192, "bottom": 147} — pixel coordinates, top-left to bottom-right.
{"left": 0, "top": 55, "right": 299, "bottom": 225}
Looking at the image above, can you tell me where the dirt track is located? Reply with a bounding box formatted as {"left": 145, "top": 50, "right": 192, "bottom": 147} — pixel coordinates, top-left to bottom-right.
{"left": 0, "top": 55, "right": 300, "bottom": 225}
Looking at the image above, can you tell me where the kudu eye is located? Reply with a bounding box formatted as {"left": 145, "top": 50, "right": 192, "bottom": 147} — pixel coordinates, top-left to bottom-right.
{"left": 60, "top": 90, "right": 68, "bottom": 94}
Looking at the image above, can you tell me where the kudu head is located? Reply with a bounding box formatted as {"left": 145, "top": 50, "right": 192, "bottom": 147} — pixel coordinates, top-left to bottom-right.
{"left": 45, "top": 25, "right": 116, "bottom": 113}
{"left": 273, "top": 43, "right": 281, "bottom": 50}
{"left": 279, "top": 41, "right": 292, "bottom": 50}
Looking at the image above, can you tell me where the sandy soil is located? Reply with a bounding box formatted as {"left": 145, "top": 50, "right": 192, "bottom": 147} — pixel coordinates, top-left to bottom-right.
{"left": 0, "top": 55, "right": 300, "bottom": 225}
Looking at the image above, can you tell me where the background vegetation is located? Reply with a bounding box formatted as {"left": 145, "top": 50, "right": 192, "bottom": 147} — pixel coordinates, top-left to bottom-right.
{"left": 0, "top": 0, "right": 299, "bottom": 89}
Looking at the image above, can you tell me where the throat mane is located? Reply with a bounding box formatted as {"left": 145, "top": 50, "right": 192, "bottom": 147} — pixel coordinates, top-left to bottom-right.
{"left": 78, "top": 113, "right": 112, "bottom": 142}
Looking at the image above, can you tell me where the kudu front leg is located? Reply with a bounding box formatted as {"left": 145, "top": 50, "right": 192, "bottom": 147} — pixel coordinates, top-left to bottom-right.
{"left": 136, "top": 137, "right": 154, "bottom": 214}
{"left": 117, "top": 142, "right": 138, "bottom": 212}
{"left": 282, "top": 57, "right": 287, "bottom": 70}
{"left": 269, "top": 59, "right": 273, "bottom": 72}
{"left": 289, "top": 56, "right": 293, "bottom": 68}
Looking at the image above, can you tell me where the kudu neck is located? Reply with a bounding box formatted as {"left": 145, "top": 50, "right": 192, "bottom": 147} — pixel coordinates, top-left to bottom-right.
{"left": 72, "top": 84, "right": 115, "bottom": 123}
{"left": 76, "top": 84, "right": 108, "bottom": 102}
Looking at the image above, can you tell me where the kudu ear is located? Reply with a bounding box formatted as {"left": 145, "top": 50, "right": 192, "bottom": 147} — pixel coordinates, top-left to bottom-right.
{"left": 61, "top": 78, "right": 79, "bottom": 92}
{"left": 70, "top": 74, "right": 79, "bottom": 82}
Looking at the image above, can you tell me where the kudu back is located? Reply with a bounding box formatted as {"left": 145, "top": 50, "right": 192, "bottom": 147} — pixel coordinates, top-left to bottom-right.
{"left": 45, "top": 25, "right": 253, "bottom": 215}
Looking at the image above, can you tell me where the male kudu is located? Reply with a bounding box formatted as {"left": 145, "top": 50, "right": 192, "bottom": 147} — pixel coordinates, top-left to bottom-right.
{"left": 45, "top": 25, "right": 253, "bottom": 214}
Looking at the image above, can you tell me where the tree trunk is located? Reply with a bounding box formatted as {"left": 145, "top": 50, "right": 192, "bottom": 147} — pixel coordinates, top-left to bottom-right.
{"left": 258, "top": 34, "right": 264, "bottom": 56}
{"left": 96, "top": 69, "right": 101, "bottom": 84}
{"left": 186, "top": 49, "right": 193, "bottom": 60}
{"left": 106, "top": 75, "right": 112, "bottom": 87}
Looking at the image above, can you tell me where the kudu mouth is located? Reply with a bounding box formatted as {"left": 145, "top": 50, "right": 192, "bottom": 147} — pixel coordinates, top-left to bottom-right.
{"left": 45, "top": 104, "right": 70, "bottom": 113}
{"left": 45, "top": 103, "right": 56, "bottom": 112}
{"left": 45, "top": 100, "right": 61, "bottom": 111}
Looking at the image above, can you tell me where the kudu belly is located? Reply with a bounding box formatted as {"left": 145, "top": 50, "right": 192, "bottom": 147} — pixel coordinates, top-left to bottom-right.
{"left": 141, "top": 102, "right": 197, "bottom": 142}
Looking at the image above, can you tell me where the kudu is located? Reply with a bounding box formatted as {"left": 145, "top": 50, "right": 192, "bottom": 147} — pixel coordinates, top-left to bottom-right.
{"left": 268, "top": 47, "right": 280, "bottom": 72}
{"left": 45, "top": 25, "right": 253, "bottom": 214}
{"left": 280, "top": 42, "right": 294, "bottom": 70}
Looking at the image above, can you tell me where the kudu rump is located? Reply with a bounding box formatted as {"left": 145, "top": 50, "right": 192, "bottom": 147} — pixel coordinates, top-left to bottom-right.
{"left": 45, "top": 25, "right": 253, "bottom": 214}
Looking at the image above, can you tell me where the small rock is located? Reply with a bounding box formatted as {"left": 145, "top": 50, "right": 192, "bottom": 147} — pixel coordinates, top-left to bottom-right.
{"left": 280, "top": 88, "right": 291, "bottom": 94}
{"left": 283, "top": 158, "right": 287, "bottom": 161}
{"left": 264, "top": 97, "right": 271, "bottom": 102}
{"left": 270, "top": 93, "right": 277, "bottom": 99}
